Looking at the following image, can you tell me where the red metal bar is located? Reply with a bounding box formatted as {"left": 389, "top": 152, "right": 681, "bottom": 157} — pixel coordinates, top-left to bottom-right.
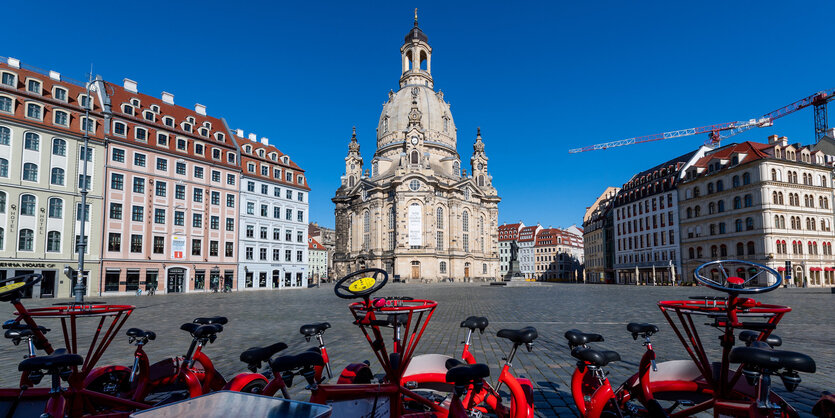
{"left": 83, "top": 316, "right": 106, "bottom": 369}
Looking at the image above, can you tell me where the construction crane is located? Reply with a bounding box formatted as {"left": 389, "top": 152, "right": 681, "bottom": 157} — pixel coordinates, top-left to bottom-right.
{"left": 568, "top": 88, "right": 835, "bottom": 154}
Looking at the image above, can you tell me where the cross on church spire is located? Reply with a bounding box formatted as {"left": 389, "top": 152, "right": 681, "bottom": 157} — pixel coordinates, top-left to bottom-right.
{"left": 414, "top": 8, "right": 418, "bottom": 26}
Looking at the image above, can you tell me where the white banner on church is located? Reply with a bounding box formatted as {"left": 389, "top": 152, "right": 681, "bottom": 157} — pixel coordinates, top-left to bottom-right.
{"left": 408, "top": 204, "right": 422, "bottom": 246}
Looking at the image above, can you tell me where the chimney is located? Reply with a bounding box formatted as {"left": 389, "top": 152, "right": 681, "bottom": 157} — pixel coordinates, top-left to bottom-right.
{"left": 49, "top": 71, "right": 61, "bottom": 81}
{"left": 7, "top": 57, "right": 20, "bottom": 69}
{"left": 194, "top": 103, "right": 206, "bottom": 116}
{"left": 826, "top": 128, "right": 835, "bottom": 139}
{"left": 161, "top": 91, "right": 174, "bottom": 105}
{"left": 248, "top": 133, "right": 257, "bottom": 142}
{"left": 123, "top": 78, "right": 138, "bottom": 93}
{"left": 235, "top": 129, "right": 244, "bottom": 137}
{"left": 260, "top": 137, "right": 269, "bottom": 146}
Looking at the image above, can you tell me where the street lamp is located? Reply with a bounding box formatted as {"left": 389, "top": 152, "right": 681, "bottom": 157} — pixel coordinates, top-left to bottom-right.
{"left": 74, "top": 74, "right": 100, "bottom": 304}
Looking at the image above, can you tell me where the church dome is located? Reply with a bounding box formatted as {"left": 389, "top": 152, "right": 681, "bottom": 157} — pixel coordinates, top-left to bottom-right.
{"left": 377, "top": 85, "right": 456, "bottom": 148}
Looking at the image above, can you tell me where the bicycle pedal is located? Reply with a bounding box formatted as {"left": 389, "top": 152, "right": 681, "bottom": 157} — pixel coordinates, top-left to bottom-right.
{"left": 679, "top": 400, "right": 695, "bottom": 407}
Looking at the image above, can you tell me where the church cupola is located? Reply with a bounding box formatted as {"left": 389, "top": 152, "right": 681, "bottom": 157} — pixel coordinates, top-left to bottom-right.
{"left": 400, "top": 9, "right": 434, "bottom": 89}
{"left": 343, "top": 127, "right": 363, "bottom": 188}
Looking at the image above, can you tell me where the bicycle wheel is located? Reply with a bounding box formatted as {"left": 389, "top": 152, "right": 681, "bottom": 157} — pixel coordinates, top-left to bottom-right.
{"left": 239, "top": 378, "right": 268, "bottom": 394}
{"left": 85, "top": 369, "right": 132, "bottom": 397}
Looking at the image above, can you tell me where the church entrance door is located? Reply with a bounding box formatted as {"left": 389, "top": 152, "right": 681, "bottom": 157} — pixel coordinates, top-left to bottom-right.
{"left": 464, "top": 262, "right": 470, "bottom": 279}
{"left": 411, "top": 261, "right": 420, "bottom": 281}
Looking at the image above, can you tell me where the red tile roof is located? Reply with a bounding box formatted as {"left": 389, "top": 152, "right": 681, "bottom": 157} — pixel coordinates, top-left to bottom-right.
{"left": 498, "top": 223, "right": 522, "bottom": 241}
{"left": 235, "top": 134, "right": 310, "bottom": 191}
{"left": 309, "top": 238, "right": 325, "bottom": 250}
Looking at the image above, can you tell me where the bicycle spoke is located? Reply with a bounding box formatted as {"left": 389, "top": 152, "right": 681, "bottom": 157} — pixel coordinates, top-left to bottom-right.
{"left": 743, "top": 268, "right": 765, "bottom": 285}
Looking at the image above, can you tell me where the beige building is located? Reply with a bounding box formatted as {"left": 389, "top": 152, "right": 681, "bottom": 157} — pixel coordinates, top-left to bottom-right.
{"left": 679, "top": 137, "right": 835, "bottom": 287}
{"left": 0, "top": 58, "right": 105, "bottom": 298}
{"left": 333, "top": 19, "right": 501, "bottom": 282}
{"left": 583, "top": 187, "right": 619, "bottom": 283}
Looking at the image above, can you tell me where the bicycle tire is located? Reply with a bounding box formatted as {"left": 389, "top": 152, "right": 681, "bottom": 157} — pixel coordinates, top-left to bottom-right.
{"left": 239, "top": 378, "right": 269, "bottom": 395}
{"left": 85, "top": 369, "right": 132, "bottom": 397}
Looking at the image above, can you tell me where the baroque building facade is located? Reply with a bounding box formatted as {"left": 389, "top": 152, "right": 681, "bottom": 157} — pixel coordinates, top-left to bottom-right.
{"left": 236, "top": 132, "right": 310, "bottom": 291}
{"left": 679, "top": 137, "right": 835, "bottom": 287}
{"left": 333, "top": 19, "right": 501, "bottom": 282}
{"left": 0, "top": 57, "right": 105, "bottom": 298}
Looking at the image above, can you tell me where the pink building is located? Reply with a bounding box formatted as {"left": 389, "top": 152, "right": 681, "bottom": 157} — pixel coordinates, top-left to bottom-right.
{"left": 99, "top": 79, "right": 241, "bottom": 294}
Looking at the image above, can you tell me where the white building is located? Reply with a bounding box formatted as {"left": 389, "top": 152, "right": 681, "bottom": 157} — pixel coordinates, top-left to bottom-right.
{"left": 613, "top": 146, "right": 709, "bottom": 285}
{"left": 308, "top": 238, "right": 327, "bottom": 283}
{"left": 498, "top": 222, "right": 523, "bottom": 277}
{"left": 236, "top": 132, "right": 310, "bottom": 290}
{"left": 518, "top": 224, "right": 541, "bottom": 279}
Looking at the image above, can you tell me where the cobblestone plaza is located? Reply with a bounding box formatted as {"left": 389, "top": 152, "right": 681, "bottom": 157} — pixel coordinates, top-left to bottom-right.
{"left": 0, "top": 283, "right": 830, "bottom": 416}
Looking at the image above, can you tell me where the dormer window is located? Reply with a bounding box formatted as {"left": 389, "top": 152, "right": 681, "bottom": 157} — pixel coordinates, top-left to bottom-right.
{"left": 53, "top": 87, "right": 67, "bottom": 102}
{"left": 285, "top": 171, "right": 292, "bottom": 182}
{"left": 247, "top": 163, "right": 255, "bottom": 172}
{"left": 215, "top": 132, "right": 225, "bottom": 142}
{"left": 202, "top": 121, "right": 211, "bottom": 128}
{"left": 26, "top": 102, "right": 43, "bottom": 120}
{"left": 27, "top": 79, "right": 42, "bottom": 94}
{"left": 274, "top": 168, "right": 281, "bottom": 178}
{"left": 176, "top": 138, "right": 186, "bottom": 151}
{"left": 270, "top": 153, "right": 277, "bottom": 161}
{"left": 282, "top": 156, "right": 289, "bottom": 164}
{"left": 194, "top": 143, "right": 204, "bottom": 155}
{"left": 212, "top": 148, "right": 220, "bottom": 160}
{"left": 182, "top": 122, "right": 192, "bottom": 133}
{"left": 135, "top": 127, "right": 147, "bottom": 141}
{"left": 227, "top": 153, "right": 235, "bottom": 164}
{"left": 150, "top": 104, "right": 160, "bottom": 113}
{"left": 244, "top": 145, "right": 251, "bottom": 154}
{"left": 163, "top": 116, "right": 174, "bottom": 127}
{"left": 122, "top": 104, "right": 134, "bottom": 116}
{"left": 199, "top": 128, "right": 208, "bottom": 137}
{"left": 113, "top": 121, "right": 127, "bottom": 137}
{"left": 143, "top": 111, "right": 154, "bottom": 122}
{"left": 187, "top": 116, "right": 195, "bottom": 124}
{"left": 298, "top": 175, "right": 304, "bottom": 184}
{"left": 1, "top": 72, "right": 15, "bottom": 87}
{"left": 261, "top": 166, "right": 268, "bottom": 176}
{"left": 157, "top": 133, "right": 168, "bottom": 146}
{"left": 131, "top": 98, "right": 140, "bottom": 107}
{"left": 257, "top": 149, "right": 264, "bottom": 158}
{"left": 79, "top": 95, "right": 92, "bottom": 110}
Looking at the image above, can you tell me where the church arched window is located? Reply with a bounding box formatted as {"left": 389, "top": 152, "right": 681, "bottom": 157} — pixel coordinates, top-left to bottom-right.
{"left": 363, "top": 211, "right": 370, "bottom": 234}
{"left": 410, "top": 150, "right": 419, "bottom": 165}
{"left": 452, "top": 161, "right": 460, "bottom": 176}
{"left": 478, "top": 175, "right": 484, "bottom": 187}
{"left": 462, "top": 211, "right": 469, "bottom": 232}
{"left": 388, "top": 207, "right": 396, "bottom": 229}
{"left": 436, "top": 207, "right": 444, "bottom": 229}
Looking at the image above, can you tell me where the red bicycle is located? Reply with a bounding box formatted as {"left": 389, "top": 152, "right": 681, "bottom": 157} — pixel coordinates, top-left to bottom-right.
{"left": 402, "top": 315, "right": 537, "bottom": 418}
{"left": 83, "top": 317, "right": 227, "bottom": 405}
{"left": 565, "top": 260, "right": 816, "bottom": 417}
{"left": 0, "top": 273, "right": 151, "bottom": 417}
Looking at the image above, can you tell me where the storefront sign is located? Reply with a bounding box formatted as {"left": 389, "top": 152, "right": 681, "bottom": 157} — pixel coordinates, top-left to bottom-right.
{"left": 171, "top": 235, "right": 186, "bottom": 259}
{"left": 408, "top": 204, "right": 422, "bottom": 246}
{"left": 0, "top": 262, "right": 56, "bottom": 268}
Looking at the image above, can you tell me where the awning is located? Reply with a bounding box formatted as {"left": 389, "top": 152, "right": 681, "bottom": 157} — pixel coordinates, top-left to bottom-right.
{"left": 777, "top": 267, "right": 786, "bottom": 272}
{"left": 810, "top": 267, "right": 823, "bottom": 272}
{"left": 825, "top": 267, "right": 835, "bottom": 272}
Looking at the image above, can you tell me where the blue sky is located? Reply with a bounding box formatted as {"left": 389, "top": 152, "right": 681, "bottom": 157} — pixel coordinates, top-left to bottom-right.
{"left": 6, "top": 1, "right": 835, "bottom": 229}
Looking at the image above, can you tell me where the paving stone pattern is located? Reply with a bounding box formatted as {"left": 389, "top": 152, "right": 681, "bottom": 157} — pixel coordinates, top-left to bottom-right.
{"left": 0, "top": 284, "right": 831, "bottom": 417}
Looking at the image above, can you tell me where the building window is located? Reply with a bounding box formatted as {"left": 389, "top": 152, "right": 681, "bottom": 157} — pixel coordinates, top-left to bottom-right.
{"left": 436, "top": 231, "right": 444, "bottom": 250}
{"left": 48, "top": 198, "right": 62, "bottom": 218}
{"left": 175, "top": 185, "right": 185, "bottom": 200}
{"left": 18, "top": 229, "right": 34, "bottom": 251}
{"left": 110, "top": 173, "right": 123, "bottom": 190}
{"left": 1, "top": 72, "right": 15, "bottom": 86}
{"left": 210, "top": 241, "right": 218, "bottom": 257}
{"left": 194, "top": 166, "right": 203, "bottom": 178}
{"left": 211, "top": 170, "right": 220, "bottom": 182}
{"left": 210, "top": 216, "right": 219, "bottom": 229}
{"left": 113, "top": 121, "right": 127, "bottom": 136}
{"left": 191, "top": 239, "right": 201, "bottom": 256}
{"left": 440, "top": 261, "right": 447, "bottom": 274}
{"left": 109, "top": 203, "right": 122, "bottom": 220}
{"left": 24, "top": 132, "right": 40, "bottom": 151}
{"left": 225, "top": 218, "right": 234, "bottom": 231}
{"left": 108, "top": 233, "right": 121, "bottom": 252}
{"left": 0, "top": 158, "right": 6, "bottom": 178}
{"left": 126, "top": 235, "right": 141, "bottom": 253}
{"left": 157, "top": 133, "right": 168, "bottom": 146}
{"left": 26, "top": 103, "right": 42, "bottom": 120}
{"left": 227, "top": 174, "right": 236, "bottom": 185}
{"left": 155, "top": 181, "right": 166, "bottom": 197}
{"left": 50, "top": 167, "right": 64, "bottom": 185}
{"left": 211, "top": 192, "right": 220, "bottom": 205}
{"left": 132, "top": 206, "right": 144, "bottom": 222}
{"left": 112, "top": 148, "right": 125, "bottom": 163}
{"left": 133, "top": 177, "right": 145, "bottom": 193}
{"left": 174, "top": 211, "right": 184, "bottom": 226}
{"left": 193, "top": 213, "right": 203, "bottom": 228}
{"left": 22, "top": 163, "right": 38, "bottom": 182}
{"left": 154, "top": 208, "right": 165, "bottom": 224}
{"left": 0, "top": 127, "right": 9, "bottom": 145}
{"left": 46, "top": 231, "right": 61, "bottom": 252}
{"left": 49, "top": 139, "right": 67, "bottom": 157}
{"left": 225, "top": 242, "right": 234, "bottom": 257}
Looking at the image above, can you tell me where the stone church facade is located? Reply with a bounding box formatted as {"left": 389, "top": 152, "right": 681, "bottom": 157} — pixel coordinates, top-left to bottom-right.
{"left": 332, "top": 18, "right": 501, "bottom": 282}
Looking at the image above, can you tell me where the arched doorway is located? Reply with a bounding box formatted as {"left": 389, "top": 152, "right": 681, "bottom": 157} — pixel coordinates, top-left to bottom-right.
{"left": 795, "top": 266, "right": 804, "bottom": 286}
{"left": 464, "top": 262, "right": 471, "bottom": 279}
{"left": 411, "top": 261, "right": 420, "bottom": 281}
{"left": 167, "top": 268, "right": 185, "bottom": 293}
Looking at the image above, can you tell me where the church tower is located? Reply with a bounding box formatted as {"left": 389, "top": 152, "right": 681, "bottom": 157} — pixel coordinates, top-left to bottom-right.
{"left": 333, "top": 13, "right": 501, "bottom": 283}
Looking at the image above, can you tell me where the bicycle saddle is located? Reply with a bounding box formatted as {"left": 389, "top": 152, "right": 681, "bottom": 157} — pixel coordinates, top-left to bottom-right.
{"left": 445, "top": 363, "right": 490, "bottom": 386}
{"left": 240, "top": 342, "right": 289, "bottom": 367}
{"left": 269, "top": 350, "right": 324, "bottom": 373}
{"left": 460, "top": 316, "right": 489, "bottom": 333}
{"left": 300, "top": 322, "right": 331, "bottom": 337}
{"left": 126, "top": 328, "right": 156, "bottom": 341}
{"left": 627, "top": 323, "right": 659, "bottom": 338}
{"left": 18, "top": 348, "right": 83, "bottom": 372}
{"left": 180, "top": 323, "right": 223, "bottom": 338}
{"left": 730, "top": 346, "right": 815, "bottom": 374}
{"left": 571, "top": 347, "right": 621, "bottom": 367}
{"left": 739, "top": 330, "right": 782, "bottom": 348}
{"left": 3, "top": 321, "right": 49, "bottom": 334}
{"left": 564, "top": 329, "right": 604, "bottom": 348}
{"left": 193, "top": 316, "right": 228, "bottom": 325}
{"left": 497, "top": 327, "right": 538, "bottom": 344}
